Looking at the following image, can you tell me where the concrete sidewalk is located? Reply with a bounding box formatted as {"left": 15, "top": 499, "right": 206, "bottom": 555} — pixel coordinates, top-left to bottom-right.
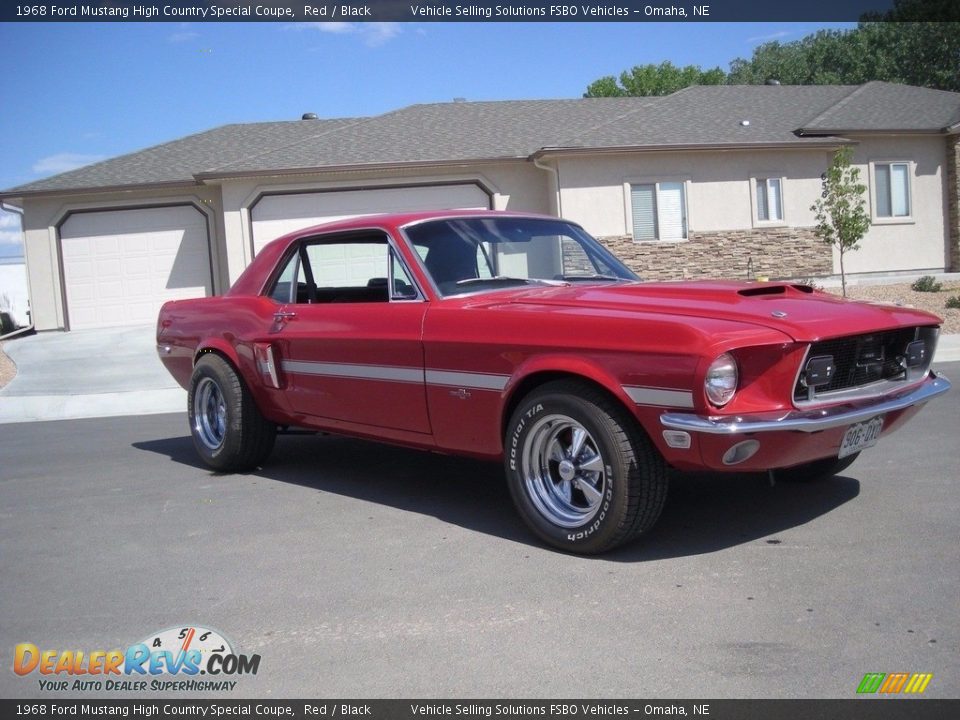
{"left": 0, "top": 325, "right": 185, "bottom": 424}
{"left": 0, "top": 326, "right": 957, "bottom": 425}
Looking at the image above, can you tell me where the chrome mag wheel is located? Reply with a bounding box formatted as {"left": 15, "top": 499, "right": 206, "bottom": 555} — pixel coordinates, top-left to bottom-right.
{"left": 193, "top": 376, "right": 227, "bottom": 451}
{"left": 521, "top": 413, "right": 607, "bottom": 528}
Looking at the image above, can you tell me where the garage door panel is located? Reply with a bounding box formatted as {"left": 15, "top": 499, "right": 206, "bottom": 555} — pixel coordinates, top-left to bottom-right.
{"left": 60, "top": 206, "right": 211, "bottom": 330}
{"left": 251, "top": 184, "right": 490, "bottom": 254}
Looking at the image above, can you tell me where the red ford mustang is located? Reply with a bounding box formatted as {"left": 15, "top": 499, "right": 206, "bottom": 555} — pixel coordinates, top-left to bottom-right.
{"left": 157, "top": 210, "right": 950, "bottom": 553}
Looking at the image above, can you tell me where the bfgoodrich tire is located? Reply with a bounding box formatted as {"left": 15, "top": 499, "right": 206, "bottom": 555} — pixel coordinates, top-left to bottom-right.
{"left": 504, "top": 381, "right": 668, "bottom": 554}
{"left": 188, "top": 354, "right": 276, "bottom": 472}
{"left": 778, "top": 452, "right": 860, "bottom": 482}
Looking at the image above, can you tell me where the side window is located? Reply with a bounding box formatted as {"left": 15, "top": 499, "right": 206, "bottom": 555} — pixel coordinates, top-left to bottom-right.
{"left": 755, "top": 177, "right": 783, "bottom": 222}
{"left": 630, "top": 182, "right": 687, "bottom": 241}
{"left": 874, "top": 162, "right": 911, "bottom": 218}
{"left": 390, "top": 252, "right": 418, "bottom": 300}
{"left": 268, "top": 252, "right": 299, "bottom": 303}
{"left": 268, "top": 234, "right": 420, "bottom": 304}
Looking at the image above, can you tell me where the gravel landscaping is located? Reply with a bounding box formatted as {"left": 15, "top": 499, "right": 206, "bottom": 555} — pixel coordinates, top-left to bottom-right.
{"left": 0, "top": 342, "right": 15, "bottom": 390}
{"left": 823, "top": 281, "right": 960, "bottom": 334}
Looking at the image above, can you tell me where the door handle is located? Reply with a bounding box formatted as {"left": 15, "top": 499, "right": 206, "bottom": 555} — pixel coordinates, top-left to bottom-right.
{"left": 273, "top": 310, "right": 297, "bottom": 322}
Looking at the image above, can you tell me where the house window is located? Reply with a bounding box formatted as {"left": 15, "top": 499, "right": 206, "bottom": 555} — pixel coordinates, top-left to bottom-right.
{"left": 630, "top": 182, "right": 687, "bottom": 241}
{"left": 755, "top": 178, "right": 783, "bottom": 222}
{"left": 874, "top": 162, "right": 911, "bottom": 218}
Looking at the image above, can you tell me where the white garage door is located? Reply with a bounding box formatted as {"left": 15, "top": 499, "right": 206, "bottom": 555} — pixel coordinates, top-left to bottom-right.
{"left": 60, "top": 206, "right": 212, "bottom": 330}
{"left": 250, "top": 184, "right": 490, "bottom": 254}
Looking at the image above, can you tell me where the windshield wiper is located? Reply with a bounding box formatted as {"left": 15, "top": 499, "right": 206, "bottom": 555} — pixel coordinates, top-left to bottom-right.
{"left": 559, "top": 274, "right": 624, "bottom": 282}
{"left": 455, "top": 276, "right": 539, "bottom": 287}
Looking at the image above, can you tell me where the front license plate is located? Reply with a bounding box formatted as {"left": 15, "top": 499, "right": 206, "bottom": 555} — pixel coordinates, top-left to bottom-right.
{"left": 839, "top": 416, "right": 884, "bottom": 459}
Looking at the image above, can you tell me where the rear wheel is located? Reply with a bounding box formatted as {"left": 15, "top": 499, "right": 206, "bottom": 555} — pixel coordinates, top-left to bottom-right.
{"left": 504, "top": 381, "right": 667, "bottom": 554}
{"left": 778, "top": 452, "right": 860, "bottom": 482}
{"left": 188, "top": 354, "right": 276, "bottom": 472}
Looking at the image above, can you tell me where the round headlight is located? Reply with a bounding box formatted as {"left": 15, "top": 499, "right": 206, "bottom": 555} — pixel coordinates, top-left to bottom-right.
{"left": 705, "top": 353, "right": 738, "bottom": 407}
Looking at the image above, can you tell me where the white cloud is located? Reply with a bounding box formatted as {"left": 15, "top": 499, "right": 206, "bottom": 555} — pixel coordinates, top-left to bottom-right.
{"left": 291, "top": 22, "right": 402, "bottom": 47}
{"left": 0, "top": 210, "right": 24, "bottom": 256}
{"left": 169, "top": 31, "right": 200, "bottom": 43}
{"left": 747, "top": 31, "right": 792, "bottom": 44}
{"left": 32, "top": 153, "right": 106, "bottom": 175}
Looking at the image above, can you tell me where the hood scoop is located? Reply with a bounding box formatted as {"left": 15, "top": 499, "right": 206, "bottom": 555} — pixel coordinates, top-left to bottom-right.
{"left": 738, "top": 283, "right": 814, "bottom": 297}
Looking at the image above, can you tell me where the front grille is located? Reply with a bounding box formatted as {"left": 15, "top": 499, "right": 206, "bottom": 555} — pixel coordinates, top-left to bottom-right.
{"left": 794, "top": 327, "right": 932, "bottom": 403}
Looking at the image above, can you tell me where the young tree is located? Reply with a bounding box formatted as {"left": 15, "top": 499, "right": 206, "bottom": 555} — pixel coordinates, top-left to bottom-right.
{"left": 811, "top": 146, "right": 871, "bottom": 297}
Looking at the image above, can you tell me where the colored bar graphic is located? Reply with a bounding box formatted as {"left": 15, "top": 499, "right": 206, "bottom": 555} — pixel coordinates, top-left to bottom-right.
{"left": 858, "top": 672, "right": 933, "bottom": 694}
{"left": 879, "top": 672, "right": 910, "bottom": 693}
{"left": 904, "top": 673, "right": 934, "bottom": 694}
{"left": 857, "top": 673, "right": 886, "bottom": 694}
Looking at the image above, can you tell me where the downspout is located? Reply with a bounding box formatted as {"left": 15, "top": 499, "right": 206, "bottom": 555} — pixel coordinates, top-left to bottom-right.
{"left": 0, "top": 201, "right": 34, "bottom": 339}
{"left": 532, "top": 155, "right": 563, "bottom": 218}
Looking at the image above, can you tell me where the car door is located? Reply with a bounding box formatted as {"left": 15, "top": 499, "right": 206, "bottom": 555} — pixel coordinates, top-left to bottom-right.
{"left": 267, "top": 230, "right": 431, "bottom": 435}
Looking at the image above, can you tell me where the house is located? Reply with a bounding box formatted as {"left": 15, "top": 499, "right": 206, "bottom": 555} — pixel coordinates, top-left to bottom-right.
{"left": 1, "top": 81, "right": 958, "bottom": 332}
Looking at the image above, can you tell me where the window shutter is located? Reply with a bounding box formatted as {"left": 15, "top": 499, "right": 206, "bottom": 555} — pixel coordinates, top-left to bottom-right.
{"left": 658, "top": 182, "right": 686, "bottom": 239}
{"left": 631, "top": 184, "right": 656, "bottom": 240}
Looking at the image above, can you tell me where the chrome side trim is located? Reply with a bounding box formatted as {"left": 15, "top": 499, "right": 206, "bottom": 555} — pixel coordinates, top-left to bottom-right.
{"left": 282, "top": 361, "right": 425, "bottom": 384}
{"left": 281, "top": 361, "right": 510, "bottom": 392}
{"left": 425, "top": 369, "right": 509, "bottom": 391}
{"left": 660, "top": 372, "right": 950, "bottom": 435}
{"left": 624, "top": 386, "right": 694, "bottom": 409}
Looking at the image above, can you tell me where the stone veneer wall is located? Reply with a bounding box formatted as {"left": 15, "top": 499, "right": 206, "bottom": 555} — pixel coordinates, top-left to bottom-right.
{"left": 597, "top": 227, "right": 833, "bottom": 282}
{"left": 948, "top": 134, "right": 960, "bottom": 273}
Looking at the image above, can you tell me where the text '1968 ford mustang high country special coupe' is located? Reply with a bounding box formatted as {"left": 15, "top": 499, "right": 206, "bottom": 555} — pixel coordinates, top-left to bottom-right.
{"left": 157, "top": 210, "right": 951, "bottom": 553}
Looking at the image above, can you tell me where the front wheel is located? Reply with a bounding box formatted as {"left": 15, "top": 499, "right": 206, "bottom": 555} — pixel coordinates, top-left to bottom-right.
{"left": 504, "top": 381, "right": 668, "bottom": 554}
{"left": 188, "top": 354, "right": 276, "bottom": 472}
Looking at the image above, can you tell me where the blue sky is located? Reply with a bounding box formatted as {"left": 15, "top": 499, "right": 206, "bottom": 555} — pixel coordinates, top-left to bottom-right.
{"left": 0, "top": 20, "right": 854, "bottom": 256}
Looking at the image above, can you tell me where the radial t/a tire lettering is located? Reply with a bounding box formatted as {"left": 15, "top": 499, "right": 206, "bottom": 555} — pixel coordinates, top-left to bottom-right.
{"left": 504, "top": 380, "right": 668, "bottom": 553}
{"left": 188, "top": 353, "right": 276, "bottom": 472}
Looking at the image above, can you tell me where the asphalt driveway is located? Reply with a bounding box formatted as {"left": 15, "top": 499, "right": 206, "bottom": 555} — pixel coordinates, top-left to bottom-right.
{"left": 1, "top": 363, "right": 958, "bottom": 698}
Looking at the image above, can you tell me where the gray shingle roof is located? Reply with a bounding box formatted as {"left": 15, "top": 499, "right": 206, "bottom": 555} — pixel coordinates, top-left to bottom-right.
{"left": 4, "top": 82, "right": 958, "bottom": 198}
{"left": 797, "top": 81, "right": 960, "bottom": 133}
{"left": 6, "top": 118, "right": 361, "bottom": 194}
{"left": 554, "top": 85, "right": 860, "bottom": 149}
{"left": 203, "top": 98, "right": 661, "bottom": 174}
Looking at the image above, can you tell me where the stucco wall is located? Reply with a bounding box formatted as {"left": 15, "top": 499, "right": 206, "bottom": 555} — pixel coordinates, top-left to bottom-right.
{"left": 555, "top": 139, "right": 950, "bottom": 278}
{"left": 555, "top": 148, "right": 833, "bottom": 238}
{"left": 948, "top": 134, "right": 959, "bottom": 272}
{"left": 840, "top": 136, "right": 949, "bottom": 275}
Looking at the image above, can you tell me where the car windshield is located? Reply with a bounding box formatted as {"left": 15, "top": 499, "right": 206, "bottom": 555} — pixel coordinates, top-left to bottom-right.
{"left": 404, "top": 216, "right": 639, "bottom": 296}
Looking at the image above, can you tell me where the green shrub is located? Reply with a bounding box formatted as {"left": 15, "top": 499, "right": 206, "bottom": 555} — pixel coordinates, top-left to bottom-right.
{"left": 946, "top": 295, "right": 960, "bottom": 310}
{"left": 911, "top": 275, "right": 942, "bottom": 293}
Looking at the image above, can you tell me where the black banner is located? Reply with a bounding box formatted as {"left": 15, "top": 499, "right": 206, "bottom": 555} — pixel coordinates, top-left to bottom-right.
{"left": 1, "top": 1, "right": 903, "bottom": 24}
{"left": 1, "top": 700, "right": 958, "bottom": 719}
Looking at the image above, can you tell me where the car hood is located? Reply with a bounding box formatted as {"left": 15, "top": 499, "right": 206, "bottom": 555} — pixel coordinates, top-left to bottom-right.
{"left": 481, "top": 280, "right": 942, "bottom": 343}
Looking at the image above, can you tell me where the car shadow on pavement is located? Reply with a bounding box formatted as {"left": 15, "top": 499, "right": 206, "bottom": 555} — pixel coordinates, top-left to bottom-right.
{"left": 134, "top": 432, "right": 861, "bottom": 560}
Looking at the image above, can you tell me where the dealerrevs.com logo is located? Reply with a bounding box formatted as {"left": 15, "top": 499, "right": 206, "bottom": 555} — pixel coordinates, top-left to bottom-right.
{"left": 13, "top": 625, "right": 260, "bottom": 692}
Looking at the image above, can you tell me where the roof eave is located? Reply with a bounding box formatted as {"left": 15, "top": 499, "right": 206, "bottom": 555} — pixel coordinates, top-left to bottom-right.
{"left": 193, "top": 156, "right": 529, "bottom": 182}
{"left": 796, "top": 127, "right": 947, "bottom": 136}
{"left": 530, "top": 139, "right": 853, "bottom": 160}
{"left": 0, "top": 178, "right": 200, "bottom": 203}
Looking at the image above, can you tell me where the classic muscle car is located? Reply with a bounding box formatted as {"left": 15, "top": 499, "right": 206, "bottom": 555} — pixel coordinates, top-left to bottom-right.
{"left": 157, "top": 210, "right": 951, "bottom": 553}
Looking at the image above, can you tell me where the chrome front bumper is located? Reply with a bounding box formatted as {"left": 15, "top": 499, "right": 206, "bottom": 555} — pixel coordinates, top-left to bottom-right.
{"left": 660, "top": 371, "right": 951, "bottom": 435}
